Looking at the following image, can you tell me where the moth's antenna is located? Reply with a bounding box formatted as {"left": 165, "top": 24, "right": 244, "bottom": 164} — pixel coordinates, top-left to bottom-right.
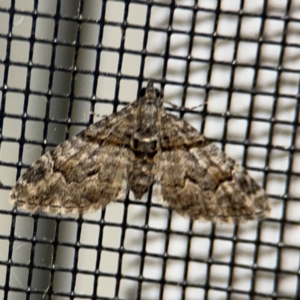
{"left": 147, "top": 79, "right": 154, "bottom": 89}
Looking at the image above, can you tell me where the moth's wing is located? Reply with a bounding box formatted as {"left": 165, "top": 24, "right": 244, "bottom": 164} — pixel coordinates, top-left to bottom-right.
{"left": 155, "top": 113, "right": 270, "bottom": 223}
{"left": 9, "top": 105, "right": 138, "bottom": 214}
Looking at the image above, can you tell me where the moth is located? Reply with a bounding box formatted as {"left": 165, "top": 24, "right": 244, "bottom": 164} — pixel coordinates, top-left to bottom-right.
{"left": 10, "top": 81, "right": 270, "bottom": 222}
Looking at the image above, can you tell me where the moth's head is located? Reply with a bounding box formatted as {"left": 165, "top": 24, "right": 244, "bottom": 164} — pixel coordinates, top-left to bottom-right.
{"left": 138, "top": 80, "right": 162, "bottom": 104}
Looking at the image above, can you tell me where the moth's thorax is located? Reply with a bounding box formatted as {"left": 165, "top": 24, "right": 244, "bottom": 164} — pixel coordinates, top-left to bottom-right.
{"left": 131, "top": 88, "right": 161, "bottom": 154}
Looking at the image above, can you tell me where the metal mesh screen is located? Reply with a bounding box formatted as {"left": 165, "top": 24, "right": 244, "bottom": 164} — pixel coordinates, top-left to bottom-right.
{"left": 0, "top": 0, "right": 299, "bottom": 299}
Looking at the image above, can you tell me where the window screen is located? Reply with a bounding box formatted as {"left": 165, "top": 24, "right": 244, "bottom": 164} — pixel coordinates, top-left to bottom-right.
{"left": 0, "top": 1, "right": 299, "bottom": 299}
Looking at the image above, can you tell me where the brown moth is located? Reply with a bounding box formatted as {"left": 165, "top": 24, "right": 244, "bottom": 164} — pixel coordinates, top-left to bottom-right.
{"left": 10, "top": 81, "right": 270, "bottom": 222}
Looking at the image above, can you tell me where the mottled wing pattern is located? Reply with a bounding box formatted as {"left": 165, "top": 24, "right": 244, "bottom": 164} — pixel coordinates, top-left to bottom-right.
{"left": 9, "top": 103, "right": 138, "bottom": 214}
{"left": 155, "top": 112, "right": 270, "bottom": 223}
{"left": 10, "top": 81, "right": 270, "bottom": 222}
